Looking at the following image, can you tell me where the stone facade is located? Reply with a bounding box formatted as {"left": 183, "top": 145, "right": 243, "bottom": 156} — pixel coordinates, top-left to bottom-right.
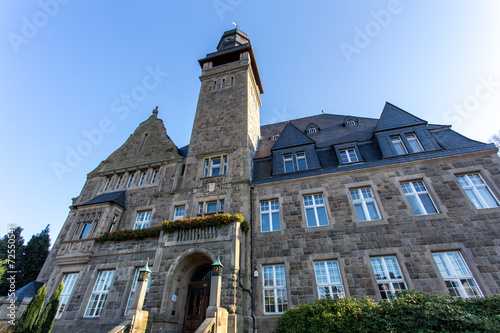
{"left": 16, "top": 28, "right": 500, "bottom": 333}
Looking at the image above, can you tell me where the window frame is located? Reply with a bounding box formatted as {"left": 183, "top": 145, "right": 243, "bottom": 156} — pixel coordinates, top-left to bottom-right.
{"left": 114, "top": 175, "right": 123, "bottom": 190}
{"left": 174, "top": 206, "right": 185, "bottom": 220}
{"left": 138, "top": 171, "right": 147, "bottom": 186}
{"left": 456, "top": 173, "right": 500, "bottom": 209}
{"left": 349, "top": 187, "right": 381, "bottom": 222}
{"left": 56, "top": 272, "right": 79, "bottom": 319}
{"left": 203, "top": 155, "right": 228, "bottom": 177}
{"left": 313, "top": 261, "right": 345, "bottom": 299}
{"left": 151, "top": 169, "right": 159, "bottom": 184}
{"left": 84, "top": 270, "right": 115, "bottom": 318}
{"left": 260, "top": 200, "right": 281, "bottom": 232}
{"left": 405, "top": 133, "right": 424, "bottom": 153}
{"left": 303, "top": 194, "right": 329, "bottom": 227}
{"left": 432, "top": 251, "right": 483, "bottom": 298}
{"left": 197, "top": 199, "right": 225, "bottom": 217}
{"left": 103, "top": 178, "right": 111, "bottom": 191}
{"left": 263, "top": 264, "right": 288, "bottom": 314}
{"left": 126, "top": 173, "right": 135, "bottom": 188}
{"left": 370, "top": 256, "right": 408, "bottom": 300}
{"left": 401, "top": 180, "right": 439, "bottom": 215}
{"left": 339, "top": 148, "right": 359, "bottom": 164}
{"left": 134, "top": 211, "right": 151, "bottom": 229}
{"left": 390, "top": 135, "right": 408, "bottom": 155}
{"left": 283, "top": 151, "right": 308, "bottom": 173}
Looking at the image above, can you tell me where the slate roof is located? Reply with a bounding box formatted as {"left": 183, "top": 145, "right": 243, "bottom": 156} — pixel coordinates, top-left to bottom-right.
{"left": 253, "top": 102, "right": 495, "bottom": 183}
{"left": 78, "top": 190, "right": 126, "bottom": 209}
{"left": 15, "top": 281, "right": 45, "bottom": 302}
{"left": 374, "top": 102, "right": 427, "bottom": 132}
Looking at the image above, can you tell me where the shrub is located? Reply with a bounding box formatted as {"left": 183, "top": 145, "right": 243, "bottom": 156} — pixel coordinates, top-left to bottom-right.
{"left": 275, "top": 291, "right": 500, "bottom": 333}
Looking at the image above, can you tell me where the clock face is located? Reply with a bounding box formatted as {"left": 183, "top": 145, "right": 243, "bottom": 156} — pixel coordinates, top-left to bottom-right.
{"left": 224, "top": 35, "right": 234, "bottom": 42}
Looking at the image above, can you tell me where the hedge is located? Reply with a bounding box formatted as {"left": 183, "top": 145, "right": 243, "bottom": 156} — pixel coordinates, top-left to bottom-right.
{"left": 275, "top": 291, "right": 500, "bottom": 333}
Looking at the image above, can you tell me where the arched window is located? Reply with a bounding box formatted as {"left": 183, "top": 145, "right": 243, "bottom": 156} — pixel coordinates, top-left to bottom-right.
{"left": 271, "top": 134, "right": 280, "bottom": 141}
{"left": 307, "top": 127, "right": 317, "bottom": 134}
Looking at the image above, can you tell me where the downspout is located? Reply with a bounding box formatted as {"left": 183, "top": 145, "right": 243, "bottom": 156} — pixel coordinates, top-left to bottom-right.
{"left": 250, "top": 185, "right": 257, "bottom": 332}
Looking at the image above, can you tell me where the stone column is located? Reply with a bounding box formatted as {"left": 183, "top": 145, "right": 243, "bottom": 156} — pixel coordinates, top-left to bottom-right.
{"left": 205, "top": 257, "right": 228, "bottom": 333}
{"left": 127, "top": 262, "right": 151, "bottom": 333}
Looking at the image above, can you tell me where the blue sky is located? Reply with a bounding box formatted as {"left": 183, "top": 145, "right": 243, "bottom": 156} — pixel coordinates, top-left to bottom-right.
{"left": 1, "top": 1, "right": 499, "bottom": 244}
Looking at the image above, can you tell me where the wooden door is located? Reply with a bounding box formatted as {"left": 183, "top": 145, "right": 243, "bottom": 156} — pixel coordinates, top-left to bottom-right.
{"left": 182, "top": 282, "right": 210, "bottom": 333}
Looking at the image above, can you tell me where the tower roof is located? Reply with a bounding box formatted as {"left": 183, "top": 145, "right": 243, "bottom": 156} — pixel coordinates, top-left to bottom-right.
{"left": 198, "top": 29, "right": 264, "bottom": 94}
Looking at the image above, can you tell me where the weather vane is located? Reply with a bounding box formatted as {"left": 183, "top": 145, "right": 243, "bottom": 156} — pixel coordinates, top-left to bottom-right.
{"left": 232, "top": 22, "right": 239, "bottom": 29}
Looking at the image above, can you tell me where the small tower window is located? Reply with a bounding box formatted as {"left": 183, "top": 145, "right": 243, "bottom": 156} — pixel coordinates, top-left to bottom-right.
{"left": 230, "top": 76, "right": 235, "bottom": 86}
{"left": 140, "top": 134, "right": 148, "bottom": 151}
{"left": 212, "top": 80, "right": 217, "bottom": 91}
{"left": 222, "top": 78, "right": 226, "bottom": 88}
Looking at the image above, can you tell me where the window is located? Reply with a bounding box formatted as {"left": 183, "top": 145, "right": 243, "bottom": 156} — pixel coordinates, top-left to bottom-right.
{"left": 339, "top": 148, "right": 359, "bottom": 164}
{"left": 222, "top": 78, "right": 226, "bottom": 88}
{"left": 151, "top": 169, "right": 159, "bottom": 184}
{"left": 198, "top": 200, "right": 224, "bottom": 216}
{"left": 139, "top": 172, "right": 147, "bottom": 186}
{"left": 115, "top": 175, "right": 122, "bottom": 190}
{"left": 84, "top": 270, "right": 114, "bottom": 317}
{"left": 370, "top": 256, "right": 407, "bottom": 300}
{"left": 261, "top": 200, "right": 280, "bottom": 232}
{"left": 390, "top": 135, "right": 408, "bottom": 155}
{"left": 405, "top": 133, "right": 423, "bottom": 153}
{"left": 56, "top": 273, "right": 79, "bottom": 319}
{"left": 125, "top": 268, "right": 152, "bottom": 314}
{"left": 314, "top": 261, "right": 345, "bottom": 299}
{"left": 75, "top": 212, "right": 101, "bottom": 240}
{"left": 296, "top": 152, "right": 307, "bottom": 171}
{"left": 271, "top": 134, "right": 279, "bottom": 141}
{"left": 174, "top": 206, "right": 185, "bottom": 220}
{"left": 307, "top": 127, "right": 317, "bottom": 134}
{"left": 230, "top": 76, "right": 234, "bottom": 86}
{"left": 126, "top": 174, "right": 134, "bottom": 187}
{"left": 103, "top": 178, "right": 111, "bottom": 191}
{"left": 432, "top": 252, "right": 483, "bottom": 298}
{"left": 134, "top": 211, "right": 151, "bottom": 229}
{"left": 140, "top": 134, "right": 148, "bottom": 151}
{"left": 346, "top": 120, "right": 356, "bottom": 127}
{"left": 203, "top": 155, "right": 227, "bottom": 177}
{"left": 283, "top": 152, "right": 307, "bottom": 173}
{"left": 350, "top": 188, "right": 381, "bottom": 221}
{"left": 263, "top": 265, "right": 288, "bottom": 314}
{"left": 401, "top": 181, "right": 438, "bottom": 215}
{"left": 456, "top": 174, "right": 499, "bottom": 209}
{"left": 283, "top": 154, "right": 294, "bottom": 173}
{"left": 212, "top": 80, "right": 217, "bottom": 91}
{"left": 303, "top": 194, "right": 329, "bottom": 227}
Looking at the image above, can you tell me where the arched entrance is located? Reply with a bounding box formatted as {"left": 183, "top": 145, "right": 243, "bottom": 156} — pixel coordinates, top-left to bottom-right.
{"left": 182, "top": 264, "right": 212, "bottom": 333}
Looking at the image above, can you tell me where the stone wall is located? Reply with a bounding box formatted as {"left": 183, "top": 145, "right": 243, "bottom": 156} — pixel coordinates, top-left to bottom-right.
{"left": 252, "top": 151, "right": 500, "bottom": 332}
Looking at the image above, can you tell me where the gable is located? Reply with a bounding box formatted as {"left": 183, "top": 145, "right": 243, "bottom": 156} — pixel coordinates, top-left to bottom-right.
{"left": 90, "top": 113, "right": 181, "bottom": 175}
{"left": 271, "top": 122, "right": 314, "bottom": 150}
{"left": 374, "top": 102, "right": 427, "bottom": 132}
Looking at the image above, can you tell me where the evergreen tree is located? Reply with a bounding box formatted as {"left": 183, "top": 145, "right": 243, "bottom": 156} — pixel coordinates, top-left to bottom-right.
{"left": 15, "top": 284, "right": 46, "bottom": 333}
{"left": 34, "top": 282, "right": 63, "bottom": 333}
{"left": 18, "top": 225, "right": 50, "bottom": 289}
{"left": 0, "top": 227, "right": 25, "bottom": 295}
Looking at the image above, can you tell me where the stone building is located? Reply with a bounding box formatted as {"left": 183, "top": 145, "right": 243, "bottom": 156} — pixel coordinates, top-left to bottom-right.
{"left": 33, "top": 29, "right": 500, "bottom": 332}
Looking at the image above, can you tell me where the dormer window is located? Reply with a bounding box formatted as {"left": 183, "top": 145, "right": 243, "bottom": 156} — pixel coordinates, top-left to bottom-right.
{"left": 305, "top": 123, "right": 319, "bottom": 134}
{"left": 344, "top": 116, "right": 358, "bottom": 127}
{"left": 405, "top": 133, "right": 423, "bottom": 153}
{"left": 283, "top": 152, "right": 307, "bottom": 173}
{"left": 271, "top": 134, "right": 280, "bottom": 141}
{"left": 390, "top": 135, "right": 408, "bottom": 155}
{"left": 339, "top": 148, "right": 359, "bottom": 164}
{"left": 307, "top": 127, "right": 317, "bottom": 134}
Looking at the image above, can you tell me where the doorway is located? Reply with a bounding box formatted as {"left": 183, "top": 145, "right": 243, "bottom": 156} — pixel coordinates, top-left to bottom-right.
{"left": 182, "top": 265, "right": 212, "bottom": 333}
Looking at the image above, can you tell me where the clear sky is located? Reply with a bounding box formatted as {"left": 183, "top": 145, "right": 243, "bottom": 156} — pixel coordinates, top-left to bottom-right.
{"left": 1, "top": 1, "right": 499, "bottom": 244}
